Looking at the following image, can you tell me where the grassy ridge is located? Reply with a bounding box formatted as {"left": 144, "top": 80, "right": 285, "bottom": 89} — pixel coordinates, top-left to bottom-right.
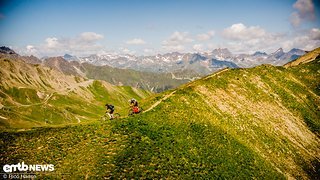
{"left": 110, "top": 117, "right": 284, "bottom": 179}
{"left": 108, "top": 59, "right": 319, "bottom": 178}
{"left": 87, "top": 80, "right": 151, "bottom": 116}
{"left": 0, "top": 122, "right": 123, "bottom": 179}
{"left": 0, "top": 116, "right": 283, "bottom": 179}
{"left": 0, "top": 59, "right": 319, "bottom": 178}
{"left": 0, "top": 81, "right": 150, "bottom": 129}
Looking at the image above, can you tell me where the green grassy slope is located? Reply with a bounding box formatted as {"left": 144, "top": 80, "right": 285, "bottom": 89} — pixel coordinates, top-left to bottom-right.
{"left": 0, "top": 55, "right": 152, "bottom": 130}
{"left": 109, "top": 59, "right": 319, "bottom": 179}
{"left": 1, "top": 55, "right": 319, "bottom": 179}
{"left": 83, "top": 63, "right": 189, "bottom": 92}
{"left": 284, "top": 47, "right": 320, "bottom": 67}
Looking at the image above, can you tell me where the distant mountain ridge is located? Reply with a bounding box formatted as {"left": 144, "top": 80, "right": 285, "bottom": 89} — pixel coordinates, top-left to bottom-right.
{"left": 60, "top": 47, "right": 306, "bottom": 75}
{"left": 0, "top": 46, "right": 17, "bottom": 55}
{"left": 0, "top": 48, "right": 190, "bottom": 92}
{"left": 0, "top": 46, "right": 308, "bottom": 92}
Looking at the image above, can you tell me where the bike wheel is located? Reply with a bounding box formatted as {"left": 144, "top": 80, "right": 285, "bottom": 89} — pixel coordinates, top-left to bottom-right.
{"left": 114, "top": 113, "right": 120, "bottom": 119}
{"left": 128, "top": 109, "right": 134, "bottom": 116}
{"left": 100, "top": 115, "right": 107, "bottom": 121}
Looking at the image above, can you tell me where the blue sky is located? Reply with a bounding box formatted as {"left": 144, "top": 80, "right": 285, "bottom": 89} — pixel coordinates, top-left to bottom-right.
{"left": 0, "top": 0, "right": 319, "bottom": 57}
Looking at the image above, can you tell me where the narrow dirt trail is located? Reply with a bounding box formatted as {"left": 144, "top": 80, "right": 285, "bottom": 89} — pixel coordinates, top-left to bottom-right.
{"left": 0, "top": 115, "right": 7, "bottom": 120}
{"left": 204, "top": 68, "right": 229, "bottom": 80}
{"left": 143, "top": 90, "right": 176, "bottom": 113}
{"left": 143, "top": 68, "right": 230, "bottom": 113}
{"left": 63, "top": 79, "right": 94, "bottom": 93}
{"left": 4, "top": 93, "right": 53, "bottom": 108}
{"left": 2, "top": 79, "right": 93, "bottom": 108}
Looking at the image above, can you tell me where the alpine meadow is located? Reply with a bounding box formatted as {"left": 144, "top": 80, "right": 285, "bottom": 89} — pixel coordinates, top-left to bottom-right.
{"left": 0, "top": 47, "right": 319, "bottom": 179}
{"left": 0, "top": 0, "right": 320, "bottom": 179}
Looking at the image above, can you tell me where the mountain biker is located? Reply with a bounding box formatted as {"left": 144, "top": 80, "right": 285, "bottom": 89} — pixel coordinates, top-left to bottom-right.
{"left": 105, "top": 103, "right": 115, "bottom": 119}
{"left": 129, "top": 98, "right": 140, "bottom": 114}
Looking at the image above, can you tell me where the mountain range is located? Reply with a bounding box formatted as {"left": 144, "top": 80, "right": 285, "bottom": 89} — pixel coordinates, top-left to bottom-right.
{"left": 63, "top": 47, "right": 306, "bottom": 74}
{"left": 0, "top": 47, "right": 190, "bottom": 93}
{"left": 0, "top": 46, "right": 306, "bottom": 93}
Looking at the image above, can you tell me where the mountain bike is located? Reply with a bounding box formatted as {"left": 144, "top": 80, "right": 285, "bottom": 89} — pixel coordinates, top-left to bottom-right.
{"left": 100, "top": 112, "right": 120, "bottom": 121}
{"left": 128, "top": 107, "right": 143, "bottom": 116}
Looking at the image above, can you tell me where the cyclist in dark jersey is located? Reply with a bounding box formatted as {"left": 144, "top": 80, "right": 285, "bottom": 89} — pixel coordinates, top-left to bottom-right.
{"left": 105, "top": 103, "right": 115, "bottom": 119}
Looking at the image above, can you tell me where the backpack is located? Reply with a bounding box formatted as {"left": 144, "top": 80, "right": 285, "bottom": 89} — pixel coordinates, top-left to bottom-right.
{"left": 131, "top": 100, "right": 138, "bottom": 106}
{"left": 108, "top": 105, "right": 115, "bottom": 111}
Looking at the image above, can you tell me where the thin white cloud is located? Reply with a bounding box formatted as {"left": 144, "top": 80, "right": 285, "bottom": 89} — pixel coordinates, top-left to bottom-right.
{"left": 197, "top": 31, "right": 215, "bottom": 41}
{"left": 143, "top": 48, "right": 155, "bottom": 55}
{"left": 163, "top": 44, "right": 185, "bottom": 52}
{"left": 207, "top": 43, "right": 217, "bottom": 51}
{"left": 119, "top": 47, "right": 136, "bottom": 55}
{"left": 222, "top": 23, "right": 268, "bottom": 41}
{"left": 162, "top": 31, "right": 193, "bottom": 45}
{"left": 193, "top": 44, "right": 204, "bottom": 52}
{"left": 24, "top": 45, "right": 39, "bottom": 56}
{"left": 281, "top": 28, "right": 320, "bottom": 51}
{"left": 290, "top": 0, "right": 315, "bottom": 27}
{"left": 309, "top": 28, "right": 320, "bottom": 40}
{"left": 162, "top": 31, "right": 193, "bottom": 52}
{"left": 126, "top": 38, "right": 146, "bottom": 45}
{"left": 19, "top": 32, "right": 105, "bottom": 57}
{"left": 221, "top": 23, "right": 285, "bottom": 53}
{"left": 290, "top": 12, "right": 301, "bottom": 27}
{"left": 79, "top": 32, "right": 104, "bottom": 42}
{"left": 45, "top": 37, "right": 59, "bottom": 48}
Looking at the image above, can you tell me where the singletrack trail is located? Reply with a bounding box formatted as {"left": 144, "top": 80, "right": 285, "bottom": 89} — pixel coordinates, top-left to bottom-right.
{"left": 143, "top": 68, "right": 230, "bottom": 113}
{"left": 4, "top": 93, "right": 54, "bottom": 108}
{"left": 143, "top": 90, "right": 176, "bottom": 113}
{"left": 2, "top": 79, "right": 94, "bottom": 108}
{"left": 61, "top": 79, "right": 94, "bottom": 93}
{"left": 203, "top": 68, "right": 229, "bottom": 80}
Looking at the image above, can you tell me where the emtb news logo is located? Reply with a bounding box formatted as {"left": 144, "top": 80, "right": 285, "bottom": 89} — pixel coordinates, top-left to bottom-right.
{"left": 3, "top": 162, "right": 54, "bottom": 173}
